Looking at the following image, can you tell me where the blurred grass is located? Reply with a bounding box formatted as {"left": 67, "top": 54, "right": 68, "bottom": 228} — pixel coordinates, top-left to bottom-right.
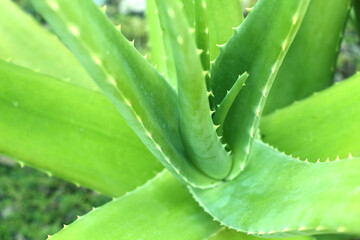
{"left": 1, "top": 1, "right": 360, "bottom": 240}
{"left": 0, "top": 157, "right": 110, "bottom": 240}
{"left": 334, "top": 17, "right": 360, "bottom": 82}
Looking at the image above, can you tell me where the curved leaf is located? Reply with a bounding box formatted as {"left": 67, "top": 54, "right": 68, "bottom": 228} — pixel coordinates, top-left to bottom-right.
{"left": 261, "top": 73, "right": 360, "bottom": 162}
{"left": 210, "top": 0, "right": 310, "bottom": 179}
{"left": 0, "top": 60, "right": 162, "bottom": 197}
{"left": 191, "top": 140, "right": 360, "bottom": 238}
{"left": 0, "top": 0, "right": 97, "bottom": 89}
{"left": 264, "top": 0, "right": 352, "bottom": 114}
{"left": 49, "top": 171, "right": 221, "bottom": 240}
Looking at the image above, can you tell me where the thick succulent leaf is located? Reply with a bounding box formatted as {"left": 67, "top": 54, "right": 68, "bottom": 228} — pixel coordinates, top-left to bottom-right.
{"left": 48, "top": 169, "right": 319, "bottom": 240}
{"left": 0, "top": 0, "right": 97, "bottom": 89}
{"left": 180, "top": 0, "right": 195, "bottom": 27}
{"left": 146, "top": 0, "right": 177, "bottom": 88}
{"left": 264, "top": 0, "right": 352, "bottom": 114}
{"left": 191, "top": 140, "right": 360, "bottom": 238}
{"left": 31, "top": 0, "right": 216, "bottom": 187}
{"left": 261, "top": 73, "right": 360, "bottom": 162}
{"left": 195, "top": 0, "right": 210, "bottom": 74}
{"left": 0, "top": 60, "right": 162, "bottom": 197}
{"left": 208, "top": 228, "right": 315, "bottom": 240}
{"left": 146, "top": 0, "right": 167, "bottom": 79}
{"left": 48, "top": 170, "right": 221, "bottom": 240}
{"left": 210, "top": 0, "right": 310, "bottom": 179}
{"left": 314, "top": 235, "right": 355, "bottom": 240}
{"left": 353, "top": 0, "right": 360, "bottom": 39}
{"left": 206, "top": 0, "right": 244, "bottom": 61}
{"left": 213, "top": 72, "right": 248, "bottom": 134}
{"left": 155, "top": 0, "right": 231, "bottom": 179}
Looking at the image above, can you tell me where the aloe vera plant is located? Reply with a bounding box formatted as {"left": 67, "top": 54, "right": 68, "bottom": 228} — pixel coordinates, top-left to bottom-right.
{"left": 1, "top": 0, "right": 360, "bottom": 239}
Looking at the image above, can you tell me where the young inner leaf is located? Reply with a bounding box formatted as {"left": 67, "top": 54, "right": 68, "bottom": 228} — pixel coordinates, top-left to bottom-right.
{"left": 213, "top": 72, "right": 248, "bottom": 135}
{"left": 210, "top": 0, "right": 310, "bottom": 179}
{"left": 155, "top": 0, "right": 232, "bottom": 180}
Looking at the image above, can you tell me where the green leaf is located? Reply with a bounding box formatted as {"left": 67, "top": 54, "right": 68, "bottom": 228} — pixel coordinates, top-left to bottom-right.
{"left": 352, "top": 0, "right": 360, "bottom": 39}
{"left": 195, "top": 0, "right": 210, "bottom": 75}
{"left": 314, "top": 234, "right": 355, "bottom": 240}
{"left": 0, "top": 0, "right": 97, "bottom": 90}
{"left": 180, "top": 0, "right": 195, "bottom": 27}
{"left": 146, "top": 0, "right": 177, "bottom": 88}
{"left": 155, "top": 0, "right": 231, "bottom": 179}
{"left": 261, "top": 73, "right": 360, "bottom": 162}
{"left": 210, "top": 0, "right": 310, "bottom": 179}
{"left": 49, "top": 170, "right": 221, "bottom": 240}
{"left": 31, "top": 0, "right": 216, "bottom": 188}
{"left": 0, "top": 60, "right": 162, "bottom": 197}
{"left": 264, "top": 0, "right": 352, "bottom": 114}
{"left": 191, "top": 140, "right": 360, "bottom": 238}
{"left": 208, "top": 228, "right": 315, "bottom": 240}
{"left": 206, "top": 0, "right": 244, "bottom": 61}
{"left": 146, "top": 0, "right": 167, "bottom": 77}
{"left": 213, "top": 72, "right": 248, "bottom": 135}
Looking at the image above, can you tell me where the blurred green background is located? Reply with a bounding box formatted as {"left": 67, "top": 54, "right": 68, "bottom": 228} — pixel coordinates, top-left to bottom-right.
{"left": 1, "top": 0, "right": 360, "bottom": 239}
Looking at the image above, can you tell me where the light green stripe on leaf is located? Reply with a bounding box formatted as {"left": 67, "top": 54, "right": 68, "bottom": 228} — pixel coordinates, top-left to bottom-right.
{"left": 0, "top": 0, "right": 97, "bottom": 90}
{"left": 191, "top": 140, "right": 360, "bottom": 238}
{"left": 210, "top": 0, "right": 310, "bottom": 179}
{"left": 0, "top": 60, "right": 162, "bottom": 197}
